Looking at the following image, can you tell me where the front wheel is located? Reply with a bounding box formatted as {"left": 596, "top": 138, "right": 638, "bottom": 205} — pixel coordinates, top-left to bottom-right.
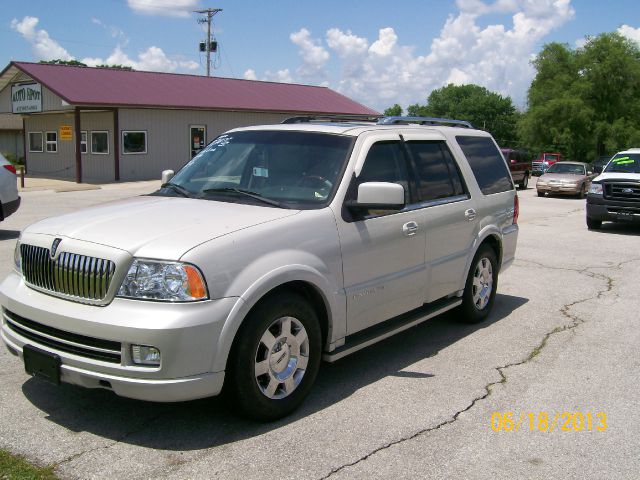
{"left": 537, "top": 190, "right": 545, "bottom": 197}
{"left": 224, "top": 293, "right": 322, "bottom": 421}
{"left": 458, "top": 245, "right": 498, "bottom": 324}
{"left": 586, "top": 216, "right": 602, "bottom": 230}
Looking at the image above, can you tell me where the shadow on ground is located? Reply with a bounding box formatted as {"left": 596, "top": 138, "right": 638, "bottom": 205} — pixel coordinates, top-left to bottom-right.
{"left": 594, "top": 222, "right": 640, "bottom": 236}
{"left": 0, "top": 229, "right": 20, "bottom": 240}
{"left": 21, "top": 293, "right": 528, "bottom": 451}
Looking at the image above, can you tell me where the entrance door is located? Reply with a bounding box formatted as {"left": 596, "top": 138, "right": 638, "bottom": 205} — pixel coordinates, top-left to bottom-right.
{"left": 190, "top": 125, "right": 206, "bottom": 158}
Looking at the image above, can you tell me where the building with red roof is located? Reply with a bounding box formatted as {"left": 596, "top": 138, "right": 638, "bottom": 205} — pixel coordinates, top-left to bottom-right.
{"left": 0, "top": 62, "right": 378, "bottom": 182}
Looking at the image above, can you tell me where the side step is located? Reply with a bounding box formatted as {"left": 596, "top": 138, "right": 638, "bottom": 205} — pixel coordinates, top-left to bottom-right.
{"left": 323, "top": 297, "right": 462, "bottom": 362}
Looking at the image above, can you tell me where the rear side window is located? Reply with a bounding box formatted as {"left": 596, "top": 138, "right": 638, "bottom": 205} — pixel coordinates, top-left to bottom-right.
{"left": 457, "top": 136, "right": 513, "bottom": 195}
{"left": 406, "top": 141, "right": 465, "bottom": 201}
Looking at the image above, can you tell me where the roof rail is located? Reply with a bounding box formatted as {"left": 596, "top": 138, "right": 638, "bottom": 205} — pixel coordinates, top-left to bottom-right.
{"left": 281, "top": 115, "right": 381, "bottom": 124}
{"left": 377, "top": 116, "right": 474, "bottom": 128}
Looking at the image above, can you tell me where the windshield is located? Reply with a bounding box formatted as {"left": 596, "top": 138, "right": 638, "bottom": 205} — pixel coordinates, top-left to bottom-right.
{"left": 544, "top": 154, "right": 559, "bottom": 161}
{"left": 159, "top": 130, "right": 355, "bottom": 208}
{"left": 545, "top": 163, "right": 585, "bottom": 175}
{"left": 604, "top": 154, "right": 640, "bottom": 174}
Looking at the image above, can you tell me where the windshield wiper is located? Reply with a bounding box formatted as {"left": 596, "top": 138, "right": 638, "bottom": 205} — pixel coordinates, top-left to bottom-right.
{"left": 202, "top": 187, "right": 286, "bottom": 208}
{"left": 161, "top": 182, "right": 192, "bottom": 198}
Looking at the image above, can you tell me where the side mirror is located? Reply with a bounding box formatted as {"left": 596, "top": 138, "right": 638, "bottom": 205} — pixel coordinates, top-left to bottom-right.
{"left": 161, "top": 169, "right": 175, "bottom": 184}
{"left": 347, "top": 182, "right": 405, "bottom": 211}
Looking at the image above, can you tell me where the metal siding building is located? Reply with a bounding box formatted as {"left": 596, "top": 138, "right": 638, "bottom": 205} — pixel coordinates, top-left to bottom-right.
{"left": 0, "top": 62, "right": 378, "bottom": 183}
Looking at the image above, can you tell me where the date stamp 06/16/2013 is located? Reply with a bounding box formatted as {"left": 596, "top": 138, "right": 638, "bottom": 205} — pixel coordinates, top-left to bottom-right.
{"left": 490, "top": 412, "right": 607, "bottom": 432}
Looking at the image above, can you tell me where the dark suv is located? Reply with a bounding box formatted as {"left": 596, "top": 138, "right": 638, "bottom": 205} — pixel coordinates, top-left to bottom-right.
{"left": 501, "top": 148, "right": 531, "bottom": 189}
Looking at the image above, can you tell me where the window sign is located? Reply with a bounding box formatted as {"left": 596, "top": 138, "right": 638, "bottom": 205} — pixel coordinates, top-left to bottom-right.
{"left": 59, "top": 125, "right": 73, "bottom": 140}
{"left": 190, "top": 125, "right": 206, "bottom": 158}
{"left": 11, "top": 83, "right": 42, "bottom": 113}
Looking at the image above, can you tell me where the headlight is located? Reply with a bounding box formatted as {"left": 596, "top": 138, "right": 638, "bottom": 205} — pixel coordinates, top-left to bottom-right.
{"left": 117, "top": 260, "right": 208, "bottom": 301}
{"left": 589, "top": 183, "right": 603, "bottom": 195}
{"left": 14, "top": 239, "right": 21, "bottom": 272}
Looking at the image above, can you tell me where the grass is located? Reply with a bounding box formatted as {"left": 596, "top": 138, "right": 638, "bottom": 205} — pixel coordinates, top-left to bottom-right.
{"left": 0, "top": 450, "right": 58, "bottom": 480}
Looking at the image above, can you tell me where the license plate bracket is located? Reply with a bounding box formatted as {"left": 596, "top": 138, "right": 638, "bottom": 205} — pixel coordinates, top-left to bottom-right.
{"left": 23, "top": 344, "right": 61, "bottom": 385}
{"left": 616, "top": 211, "right": 634, "bottom": 221}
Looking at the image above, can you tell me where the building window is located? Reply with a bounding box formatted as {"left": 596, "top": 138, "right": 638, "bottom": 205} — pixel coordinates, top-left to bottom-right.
{"left": 81, "top": 131, "right": 87, "bottom": 154}
{"left": 91, "top": 131, "right": 109, "bottom": 154}
{"left": 122, "top": 131, "right": 147, "bottom": 154}
{"left": 45, "top": 131, "right": 57, "bottom": 153}
{"left": 28, "top": 132, "right": 43, "bottom": 152}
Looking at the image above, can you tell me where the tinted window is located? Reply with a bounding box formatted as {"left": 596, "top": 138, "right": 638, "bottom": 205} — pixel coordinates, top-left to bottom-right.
{"left": 407, "top": 141, "right": 464, "bottom": 201}
{"left": 358, "top": 141, "right": 409, "bottom": 203}
{"left": 457, "top": 136, "right": 513, "bottom": 195}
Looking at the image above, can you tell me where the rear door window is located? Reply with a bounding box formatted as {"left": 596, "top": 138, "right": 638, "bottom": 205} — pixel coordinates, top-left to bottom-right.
{"left": 456, "top": 136, "right": 513, "bottom": 195}
{"left": 406, "top": 141, "right": 465, "bottom": 201}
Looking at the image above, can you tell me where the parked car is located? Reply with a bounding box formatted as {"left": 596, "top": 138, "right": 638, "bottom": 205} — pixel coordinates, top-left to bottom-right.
{"left": 0, "top": 153, "right": 20, "bottom": 222}
{"left": 586, "top": 148, "right": 640, "bottom": 229}
{"left": 501, "top": 148, "right": 532, "bottom": 189}
{"left": 536, "top": 162, "right": 594, "bottom": 198}
{"left": 0, "top": 116, "right": 519, "bottom": 421}
{"left": 532, "top": 152, "right": 562, "bottom": 176}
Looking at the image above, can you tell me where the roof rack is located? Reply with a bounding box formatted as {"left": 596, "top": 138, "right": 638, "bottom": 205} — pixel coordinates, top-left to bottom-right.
{"left": 377, "top": 116, "right": 474, "bottom": 128}
{"left": 281, "top": 115, "right": 381, "bottom": 124}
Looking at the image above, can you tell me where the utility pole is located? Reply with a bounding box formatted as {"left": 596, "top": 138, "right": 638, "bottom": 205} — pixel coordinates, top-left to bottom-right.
{"left": 195, "top": 8, "right": 222, "bottom": 77}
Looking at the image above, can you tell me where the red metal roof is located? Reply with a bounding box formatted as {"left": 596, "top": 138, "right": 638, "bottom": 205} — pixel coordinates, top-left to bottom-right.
{"left": 5, "top": 61, "right": 378, "bottom": 115}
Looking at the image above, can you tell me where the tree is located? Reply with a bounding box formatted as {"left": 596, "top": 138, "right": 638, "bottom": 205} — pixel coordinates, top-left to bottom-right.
{"left": 383, "top": 104, "right": 403, "bottom": 116}
{"left": 408, "top": 84, "right": 519, "bottom": 147}
{"left": 39, "top": 59, "right": 87, "bottom": 67}
{"left": 520, "top": 33, "right": 640, "bottom": 160}
{"left": 95, "top": 64, "right": 134, "bottom": 70}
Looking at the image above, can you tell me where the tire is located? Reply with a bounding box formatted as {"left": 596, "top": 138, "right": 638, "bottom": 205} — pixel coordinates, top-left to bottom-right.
{"left": 224, "top": 293, "right": 322, "bottom": 421}
{"left": 458, "top": 245, "right": 498, "bottom": 324}
{"left": 577, "top": 184, "right": 586, "bottom": 199}
{"left": 586, "top": 216, "right": 602, "bottom": 230}
{"left": 518, "top": 173, "right": 529, "bottom": 190}
{"left": 537, "top": 190, "right": 545, "bottom": 197}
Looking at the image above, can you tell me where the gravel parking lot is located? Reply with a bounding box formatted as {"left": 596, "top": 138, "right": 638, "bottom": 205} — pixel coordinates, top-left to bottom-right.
{"left": 0, "top": 179, "right": 638, "bottom": 479}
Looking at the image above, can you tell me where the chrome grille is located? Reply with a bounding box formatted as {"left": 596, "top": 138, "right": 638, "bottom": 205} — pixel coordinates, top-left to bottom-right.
{"left": 604, "top": 182, "right": 640, "bottom": 202}
{"left": 3, "top": 309, "right": 122, "bottom": 363}
{"left": 21, "top": 244, "right": 116, "bottom": 301}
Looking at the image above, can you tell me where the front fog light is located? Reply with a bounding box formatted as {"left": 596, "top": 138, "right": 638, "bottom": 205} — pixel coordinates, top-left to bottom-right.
{"left": 132, "top": 345, "right": 161, "bottom": 366}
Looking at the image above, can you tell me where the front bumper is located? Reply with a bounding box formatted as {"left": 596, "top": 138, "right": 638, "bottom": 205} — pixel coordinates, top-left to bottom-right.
{"left": 0, "top": 271, "right": 239, "bottom": 402}
{"left": 536, "top": 184, "right": 581, "bottom": 195}
{"left": 586, "top": 195, "right": 640, "bottom": 223}
{"left": 1, "top": 196, "right": 20, "bottom": 220}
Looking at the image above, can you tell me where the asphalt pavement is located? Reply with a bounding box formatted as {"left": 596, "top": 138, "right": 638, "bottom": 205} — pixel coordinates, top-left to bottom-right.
{"left": 0, "top": 179, "right": 638, "bottom": 479}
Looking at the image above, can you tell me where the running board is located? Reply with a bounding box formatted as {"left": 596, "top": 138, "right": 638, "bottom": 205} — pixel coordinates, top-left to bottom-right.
{"left": 323, "top": 297, "right": 462, "bottom": 362}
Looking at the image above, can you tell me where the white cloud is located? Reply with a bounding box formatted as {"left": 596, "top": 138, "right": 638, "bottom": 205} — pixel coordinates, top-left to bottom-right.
{"left": 289, "top": 28, "right": 330, "bottom": 79}
{"left": 10, "top": 16, "right": 74, "bottom": 61}
{"left": 243, "top": 69, "right": 258, "bottom": 81}
{"left": 126, "top": 0, "right": 200, "bottom": 17}
{"left": 618, "top": 24, "right": 640, "bottom": 44}
{"left": 91, "top": 17, "right": 128, "bottom": 45}
{"left": 271, "top": 0, "right": 574, "bottom": 110}
{"left": 264, "top": 69, "right": 293, "bottom": 83}
{"left": 82, "top": 46, "right": 198, "bottom": 72}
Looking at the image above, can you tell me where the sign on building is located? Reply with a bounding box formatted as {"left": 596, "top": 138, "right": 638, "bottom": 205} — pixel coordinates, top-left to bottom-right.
{"left": 59, "top": 125, "right": 73, "bottom": 140}
{"left": 11, "top": 83, "right": 42, "bottom": 113}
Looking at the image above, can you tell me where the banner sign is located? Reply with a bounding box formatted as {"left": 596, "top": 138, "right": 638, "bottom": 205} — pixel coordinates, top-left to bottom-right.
{"left": 11, "top": 83, "right": 42, "bottom": 113}
{"left": 59, "top": 125, "right": 73, "bottom": 140}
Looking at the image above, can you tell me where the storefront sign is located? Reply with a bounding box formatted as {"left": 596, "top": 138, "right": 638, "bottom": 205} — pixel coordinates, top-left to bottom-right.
{"left": 11, "top": 83, "right": 42, "bottom": 113}
{"left": 59, "top": 125, "right": 73, "bottom": 140}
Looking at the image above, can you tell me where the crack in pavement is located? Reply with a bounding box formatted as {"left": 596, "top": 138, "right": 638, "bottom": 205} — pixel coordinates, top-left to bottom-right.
{"left": 318, "top": 258, "right": 637, "bottom": 480}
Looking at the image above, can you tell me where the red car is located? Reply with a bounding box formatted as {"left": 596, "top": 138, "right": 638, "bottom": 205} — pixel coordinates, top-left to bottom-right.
{"left": 501, "top": 148, "right": 532, "bottom": 189}
{"left": 532, "top": 152, "right": 562, "bottom": 176}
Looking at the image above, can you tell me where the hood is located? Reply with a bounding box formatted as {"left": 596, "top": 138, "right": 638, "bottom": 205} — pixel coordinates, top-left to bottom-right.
{"left": 592, "top": 172, "right": 640, "bottom": 183}
{"left": 539, "top": 173, "right": 586, "bottom": 181}
{"left": 25, "top": 195, "right": 300, "bottom": 259}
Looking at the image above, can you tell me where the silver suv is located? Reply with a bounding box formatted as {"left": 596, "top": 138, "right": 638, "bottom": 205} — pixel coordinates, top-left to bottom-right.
{"left": 1, "top": 116, "right": 518, "bottom": 420}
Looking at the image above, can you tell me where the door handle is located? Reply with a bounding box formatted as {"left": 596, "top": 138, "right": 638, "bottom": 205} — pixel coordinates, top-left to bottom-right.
{"left": 465, "top": 209, "right": 477, "bottom": 221}
{"left": 402, "top": 221, "right": 419, "bottom": 236}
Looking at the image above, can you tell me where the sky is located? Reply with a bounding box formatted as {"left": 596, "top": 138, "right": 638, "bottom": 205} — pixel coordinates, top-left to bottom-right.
{"left": 2, "top": 0, "right": 639, "bottom": 112}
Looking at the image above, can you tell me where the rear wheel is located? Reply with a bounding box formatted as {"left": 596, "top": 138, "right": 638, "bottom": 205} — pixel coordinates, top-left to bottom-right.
{"left": 225, "top": 293, "right": 322, "bottom": 421}
{"left": 458, "top": 245, "right": 498, "bottom": 324}
{"left": 586, "top": 216, "right": 602, "bottom": 230}
{"left": 518, "top": 173, "right": 529, "bottom": 190}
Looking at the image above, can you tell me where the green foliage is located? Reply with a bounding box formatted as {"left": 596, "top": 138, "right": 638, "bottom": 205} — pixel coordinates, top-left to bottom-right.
{"left": 1, "top": 151, "right": 24, "bottom": 165}
{"left": 0, "top": 449, "right": 58, "bottom": 480}
{"left": 38, "top": 59, "right": 87, "bottom": 67}
{"left": 408, "top": 84, "right": 519, "bottom": 147}
{"left": 95, "top": 64, "right": 134, "bottom": 70}
{"left": 520, "top": 33, "right": 640, "bottom": 161}
{"left": 383, "top": 104, "right": 403, "bottom": 116}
